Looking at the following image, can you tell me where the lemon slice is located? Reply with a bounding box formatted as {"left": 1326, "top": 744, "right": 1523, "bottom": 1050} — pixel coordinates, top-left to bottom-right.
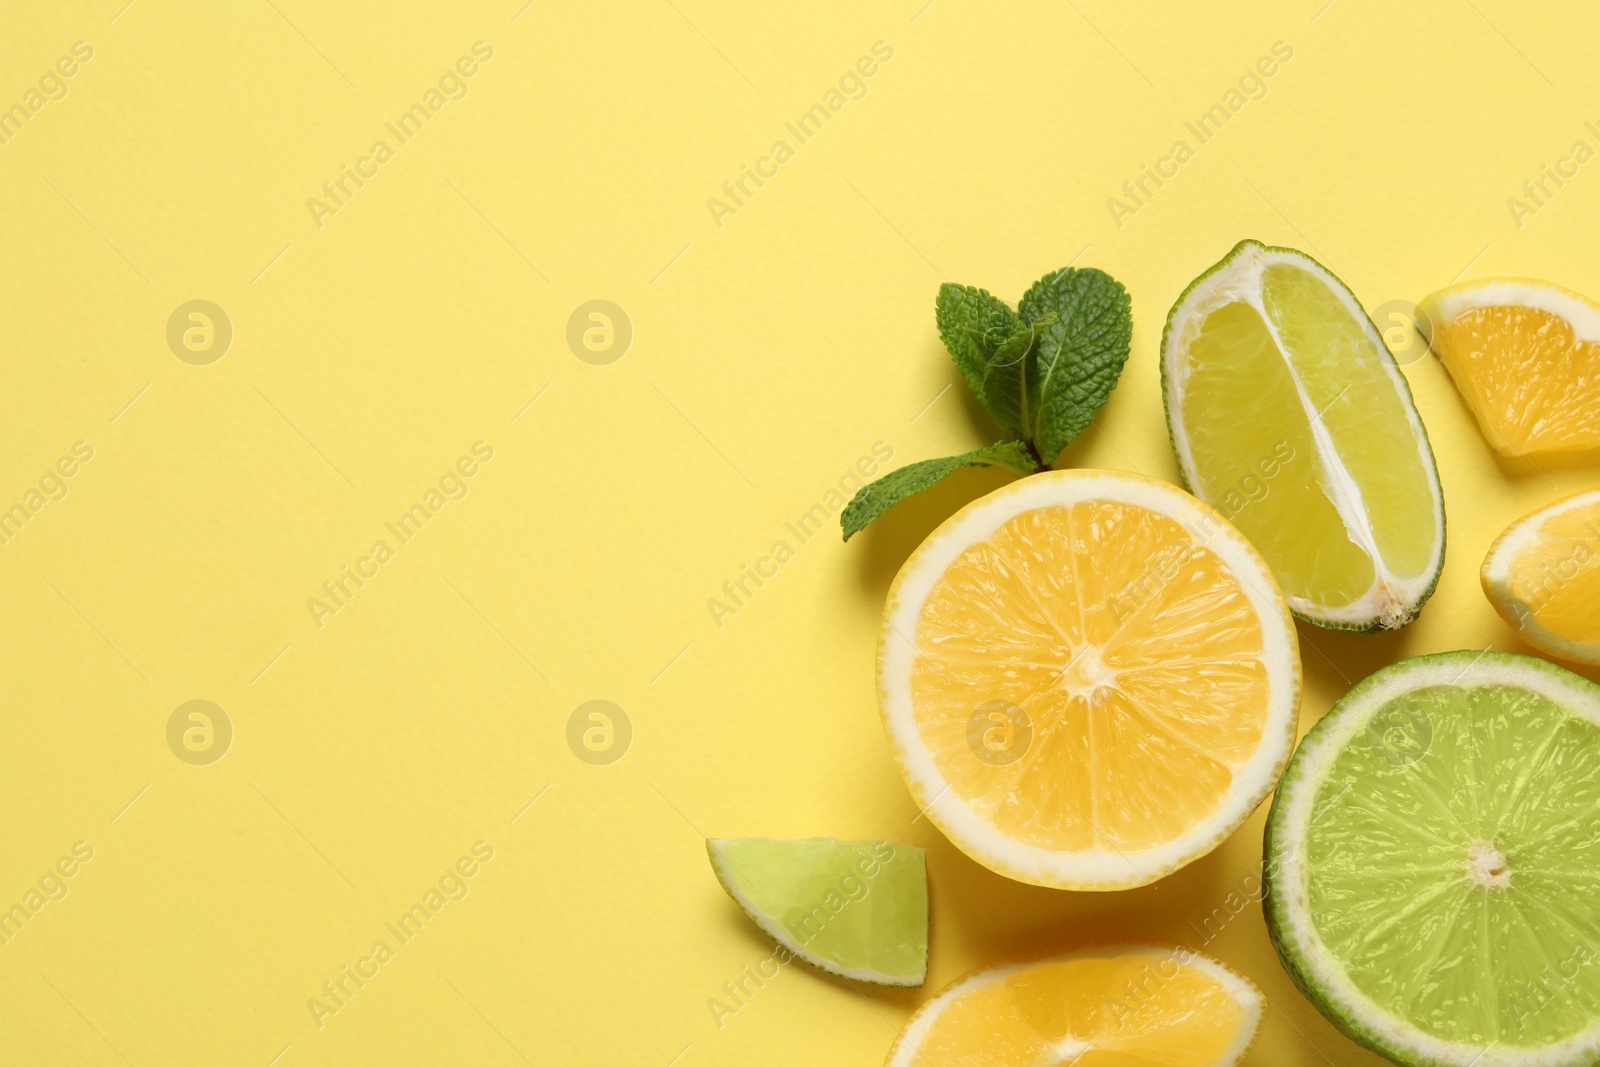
{"left": 884, "top": 946, "right": 1263, "bottom": 1067}
{"left": 1482, "top": 488, "right": 1600, "bottom": 666}
{"left": 1163, "top": 240, "right": 1447, "bottom": 631}
{"left": 878, "top": 468, "right": 1300, "bottom": 890}
{"left": 1418, "top": 278, "right": 1600, "bottom": 455}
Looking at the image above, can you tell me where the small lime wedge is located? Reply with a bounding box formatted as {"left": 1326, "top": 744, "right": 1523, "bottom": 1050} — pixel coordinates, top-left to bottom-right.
{"left": 707, "top": 838, "right": 927, "bottom": 987}
{"left": 1266, "top": 651, "right": 1600, "bottom": 1065}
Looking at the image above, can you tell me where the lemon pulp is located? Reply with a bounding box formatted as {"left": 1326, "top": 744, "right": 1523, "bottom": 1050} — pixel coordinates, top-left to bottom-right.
{"left": 890, "top": 950, "right": 1260, "bottom": 1067}
{"left": 909, "top": 500, "right": 1270, "bottom": 852}
{"left": 1483, "top": 489, "right": 1600, "bottom": 665}
{"left": 1419, "top": 282, "right": 1600, "bottom": 455}
{"left": 1501, "top": 499, "right": 1600, "bottom": 645}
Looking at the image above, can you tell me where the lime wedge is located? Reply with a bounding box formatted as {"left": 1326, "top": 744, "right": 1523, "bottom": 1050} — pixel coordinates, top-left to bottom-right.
{"left": 1162, "top": 240, "right": 1446, "bottom": 630}
{"left": 1265, "top": 651, "right": 1600, "bottom": 1066}
{"left": 707, "top": 838, "right": 927, "bottom": 987}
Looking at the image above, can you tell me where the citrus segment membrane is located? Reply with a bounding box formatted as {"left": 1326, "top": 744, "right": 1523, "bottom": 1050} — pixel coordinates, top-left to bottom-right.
{"left": 884, "top": 947, "right": 1263, "bottom": 1067}
{"left": 1419, "top": 279, "right": 1600, "bottom": 456}
{"left": 1266, "top": 652, "right": 1600, "bottom": 1066}
{"left": 1163, "top": 240, "right": 1446, "bottom": 630}
{"left": 879, "top": 470, "right": 1299, "bottom": 890}
{"left": 1483, "top": 489, "right": 1600, "bottom": 667}
{"left": 707, "top": 838, "right": 928, "bottom": 986}
{"left": 1177, "top": 297, "right": 1374, "bottom": 608}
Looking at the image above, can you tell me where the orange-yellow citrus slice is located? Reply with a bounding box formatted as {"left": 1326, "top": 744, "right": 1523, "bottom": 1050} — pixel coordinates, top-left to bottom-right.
{"left": 1482, "top": 488, "right": 1600, "bottom": 666}
{"left": 884, "top": 946, "right": 1263, "bottom": 1067}
{"left": 1419, "top": 278, "right": 1600, "bottom": 455}
{"left": 877, "top": 469, "right": 1300, "bottom": 890}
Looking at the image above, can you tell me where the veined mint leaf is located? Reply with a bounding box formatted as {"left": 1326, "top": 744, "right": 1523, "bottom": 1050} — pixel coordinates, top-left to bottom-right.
{"left": 1018, "top": 267, "right": 1133, "bottom": 464}
{"left": 935, "top": 284, "right": 1019, "bottom": 421}
{"left": 981, "top": 313, "right": 1060, "bottom": 438}
{"left": 975, "top": 323, "right": 1031, "bottom": 437}
{"left": 840, "top": 441, "right": 1039, "bottom": 541}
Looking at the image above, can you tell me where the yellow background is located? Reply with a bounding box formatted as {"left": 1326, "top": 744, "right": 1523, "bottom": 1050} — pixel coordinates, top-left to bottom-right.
{"left": 3, "top": 0, "right": 1599, "bottom": 1063}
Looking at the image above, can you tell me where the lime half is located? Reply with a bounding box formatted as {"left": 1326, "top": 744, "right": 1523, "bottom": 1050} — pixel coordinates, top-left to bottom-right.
{"left": 1265, "top": 651, "right": 1600, "bottom": 1066}
{"left": 707, "top": 838, "right": 927, "bottom": 986}
{"left": 1163, "top": 240, "right": 1446, "bottom": 631}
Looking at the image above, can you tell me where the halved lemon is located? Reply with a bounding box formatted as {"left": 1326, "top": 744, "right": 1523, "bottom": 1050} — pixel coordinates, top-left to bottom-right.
{"left": 1482, "top": 488, "right": 1600, "bottom": 666}
{"left": 884, "top": 946, "right": 1263, "bottom": 1067}
{"left": 1163, "top": 240, "right": 1447, "bottom": 631}
{"left": 1418, "top": 278, "right": 1600, "bottom": 455}
{"left": 878, "top": 468, "right": 1300, "bottom": 890}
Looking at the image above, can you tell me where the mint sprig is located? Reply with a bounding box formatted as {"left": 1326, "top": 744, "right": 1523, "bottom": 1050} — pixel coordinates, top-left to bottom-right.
{"left": 842, "top": 266, "right": 1132, "bottom": 540}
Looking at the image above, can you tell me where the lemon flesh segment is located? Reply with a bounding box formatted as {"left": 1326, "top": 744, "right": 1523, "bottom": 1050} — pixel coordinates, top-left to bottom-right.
{"left": 913, "top": 501, "right": 1268, "bottom": 852}
{"left": 885, "top": 947, "right": 1263, "bottom": 1067}
{"left": 1482, "top": 488, "right": 1600, "bottom": 666}
{"left": 707, "top": 838, "right": 928, "bottom": 986}
{"left": 1419, "top": 279, "right": 1600, "bottom": 456}
{"left": 1266, "top": 652, "right": 1600, "bottom": 1066}
{"left": 1164, "top": 241, "right": 1445, "bottom": 630}
{"left": 879, "top": 470, "right": 1300, "bottom": 890}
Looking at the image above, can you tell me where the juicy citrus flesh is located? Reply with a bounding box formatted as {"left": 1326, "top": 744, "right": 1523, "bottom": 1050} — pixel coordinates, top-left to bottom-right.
{"left": 891, "top": 950, "right": 1260, "bottom": 1067}
{"left": 1420, "top": 282, "right": 1600, "bottom": 455}
{"left": 1485, "top": 490, "right": 1600, "bottom": 663}
{"left": 708, "top": 839, "right": 927, "bottom": 985}
{"left": 1167, "top": 243, "right": 1443, "bottom": 628}
{"left": 910, "top": 499, "right": 1271, "bottom": 854}
{"left": 1288, "top": 659, "right": 1600, "bottom": 1051}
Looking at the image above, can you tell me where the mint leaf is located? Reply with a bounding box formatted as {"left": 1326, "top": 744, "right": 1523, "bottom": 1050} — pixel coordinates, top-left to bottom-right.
{"left": 1018, "top": 267, "right": 1133, "bottom": 464}
{"left": 840, "top": 441, "right": 1039, "bottom": 540}
{"left": 935, "top": 284, "right": 1019, "bottom": 421}
{"left": 981, "top": 313, "right": 1061, "bottom": 438}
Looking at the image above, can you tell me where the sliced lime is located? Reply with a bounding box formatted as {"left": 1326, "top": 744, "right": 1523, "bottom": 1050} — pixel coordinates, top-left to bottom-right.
{"left": 707, "top": 838, "right": 927, "bottom": 987}
{"left": 1266, "top": 651, "right": 1600, "bottom": 1065}
{"left": 1162, "top": 240, "right": 1446, "bottom": 630}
